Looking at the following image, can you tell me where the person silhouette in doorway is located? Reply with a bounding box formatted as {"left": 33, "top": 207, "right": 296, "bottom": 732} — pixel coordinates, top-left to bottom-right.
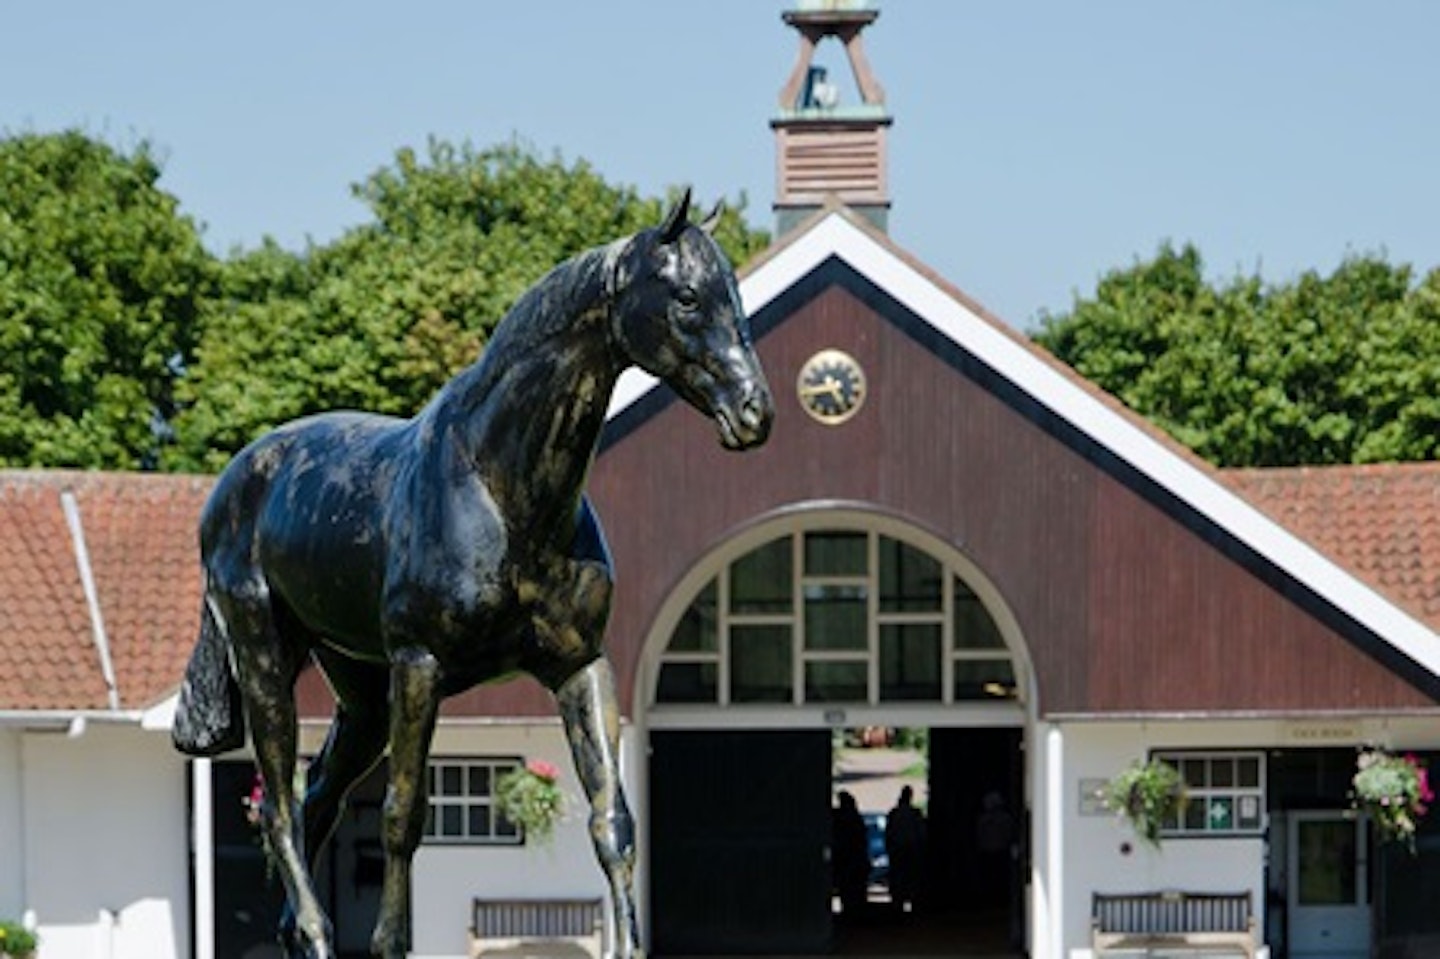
{"left": 831, "top": 790, "right": 869, "bottom": 917}
{"left": 974, "top": 790, "right": 1015, "bottom": 908}
{"left": 885, "top": 785, "right": 926, "bottom": 915}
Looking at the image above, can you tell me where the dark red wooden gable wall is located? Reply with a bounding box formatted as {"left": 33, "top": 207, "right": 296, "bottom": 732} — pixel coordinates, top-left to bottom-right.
{"left": 408, "top": 260, "right": 1436, "bottom": 721}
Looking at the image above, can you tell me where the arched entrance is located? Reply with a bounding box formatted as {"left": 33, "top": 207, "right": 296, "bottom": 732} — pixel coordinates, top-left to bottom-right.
{"left": 636, "top": 509, "right": 1034, "bottom": 956}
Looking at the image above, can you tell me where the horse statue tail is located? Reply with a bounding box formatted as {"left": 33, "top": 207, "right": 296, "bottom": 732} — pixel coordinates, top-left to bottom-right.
{"left": 172, "top": 591, "right": 247, "bottom": 756}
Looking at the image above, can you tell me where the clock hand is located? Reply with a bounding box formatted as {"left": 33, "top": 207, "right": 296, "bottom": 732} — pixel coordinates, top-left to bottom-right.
{"left": 799, "top": 377, "right": 844, "bottom": 401}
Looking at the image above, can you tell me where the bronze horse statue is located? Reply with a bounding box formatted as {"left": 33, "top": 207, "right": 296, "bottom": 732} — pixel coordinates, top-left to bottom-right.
{"left": 172, "top": 190, "right": 774, "bottom": 959}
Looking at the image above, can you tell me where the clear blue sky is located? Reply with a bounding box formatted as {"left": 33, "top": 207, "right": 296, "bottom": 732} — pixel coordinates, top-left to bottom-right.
{"left": 4, "top": 1, "right": 1438, "bottom": 330}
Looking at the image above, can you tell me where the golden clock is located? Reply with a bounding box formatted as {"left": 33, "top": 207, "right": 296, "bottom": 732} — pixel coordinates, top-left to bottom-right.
{"left": 797, "top": 348, "right": 866, "bottom": 425}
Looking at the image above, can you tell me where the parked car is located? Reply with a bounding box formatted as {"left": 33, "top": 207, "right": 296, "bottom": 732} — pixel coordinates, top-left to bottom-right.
{"left": 862, "top": 812, "right": 888, "bottom": 886}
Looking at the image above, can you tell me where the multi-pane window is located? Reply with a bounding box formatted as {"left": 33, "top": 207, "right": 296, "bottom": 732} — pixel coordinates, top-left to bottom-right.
{"left": 655, "top": 528, "right": 1016, "bottom": 706}
{"left": 422, "top": 758, "right": 523, "bottom": 845}
{"left": 1154, "top": 751, "right": 1266, "bottom": 837}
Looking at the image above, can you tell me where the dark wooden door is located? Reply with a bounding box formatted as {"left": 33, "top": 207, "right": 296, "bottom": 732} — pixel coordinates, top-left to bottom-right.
{"left": 650, "top": 730, "right": 832, "bottom": 955}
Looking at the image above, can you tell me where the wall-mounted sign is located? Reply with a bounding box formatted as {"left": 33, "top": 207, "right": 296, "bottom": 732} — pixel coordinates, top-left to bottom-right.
{"left": 1079, "top": 778, "right": 1109, "bottom": 816}
{"left": 1284, "top": 721, "right": 1363, "bottom": 744}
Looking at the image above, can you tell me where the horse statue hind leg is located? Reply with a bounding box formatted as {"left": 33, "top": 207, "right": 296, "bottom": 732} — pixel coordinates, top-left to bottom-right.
{"left": 204, "top": 569, "right": 338, "bottom": 958}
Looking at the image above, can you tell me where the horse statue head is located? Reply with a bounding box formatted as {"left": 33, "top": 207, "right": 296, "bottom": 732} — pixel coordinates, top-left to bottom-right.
{"left": 610, "top": 189, "right": 774, "bottom": 450}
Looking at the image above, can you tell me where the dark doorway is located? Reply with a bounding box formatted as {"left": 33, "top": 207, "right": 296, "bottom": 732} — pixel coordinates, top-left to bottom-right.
{"left": 650, "top": 729, "right": 833, "bottom": 955}
{"left": 210, "top": 760, "right": 286, "bottom": 959}
{"left": 826, "top": 726, "right": 1024, "bottom": 955}
{"left": 208, "top": 759, "right": 385, "bottom": 959}
{"left": 925, "top": 727, "right": 1024, "bottom": 952}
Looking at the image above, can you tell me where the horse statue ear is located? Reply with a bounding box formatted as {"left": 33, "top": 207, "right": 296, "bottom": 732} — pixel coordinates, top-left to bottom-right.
{"left": 700, "top": 199, "right": 725, "bottom": 236}
{"left": 659, "top": 187, "right": 692, "bottom": 243}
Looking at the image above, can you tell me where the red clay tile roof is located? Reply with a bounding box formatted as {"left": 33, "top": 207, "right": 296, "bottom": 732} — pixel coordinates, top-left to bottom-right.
{"left": 0, "top": 470, "right": 211, "bottom": 712}
{"left": 1224, "top": 462, "right": 1440, "bottom": 632}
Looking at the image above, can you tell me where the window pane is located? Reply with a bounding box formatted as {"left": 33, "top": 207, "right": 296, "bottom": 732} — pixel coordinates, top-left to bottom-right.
{"left": 879, "top": 537, "right": 942, "bottom": 613}
{"left": 731, "top": 538, "right": 792, "bottom": 613}
{"left": 468, "top": 805, "right": 492, "bottom": 838}
{"left": 804, "top": 584, "right": 867, "bottom": 651}
{"left": 1238, "top": 757, "right": 1260, "bottom": 788}
{"left": 1207, "top": 796, "right": 1234, "bottom": 831}
{"left": 805, "top": 531, "right": 867, "bottom": 576}
{"left": 468, "top": 765, "right": 491, "bottom": 796}
{"left": 953, "top": 659, "right": 1016, "bottom": 700}
{"left": 441, "top": 805, "right": 463, "bottom": 837}
{"left": 954, "top": 580, "right": 1005, "bottom": 650}
{"left": 441, "top": 765, "right": 463, "bottom": 796}
{"left": 1212, "top": 758, "right": 1235, "bottom": 788}
{"left": 1298, "top": 820, "right": 1358, "bottom": 905}
{"left": 670, "top": 581, "right": 718, "bottom": 652}
{"left": 880, "top": 623, "right": 941, "bottom": 701}
{"left": 497, "top": 813, "right": 520, "bottom": 839}
{"left": 731, "top": 624, "right": 793, "bottom": 703}
{"left": 805, "top": 660, "right": 868, "bottom": 702}
{"left": 1182, "top": 759, "right": 1207, "bottom": 789}
{"left": 656, "top": 662, "right": 719, "bottom": 703}
{"left": 1237, "top": 794, "right": 1262, "bottom": 830}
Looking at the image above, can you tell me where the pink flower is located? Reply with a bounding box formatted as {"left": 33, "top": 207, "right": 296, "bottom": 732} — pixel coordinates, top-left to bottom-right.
{"left": 526, "top": 759, "right": 560, "bottom": 782}
{"left": 243, "top": 772, "right": 266, "bottom": 827}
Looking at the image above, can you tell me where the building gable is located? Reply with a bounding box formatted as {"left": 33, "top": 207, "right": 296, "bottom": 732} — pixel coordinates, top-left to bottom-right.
{"left": 589, "top": 209, "right": 1440, "bottom": 717}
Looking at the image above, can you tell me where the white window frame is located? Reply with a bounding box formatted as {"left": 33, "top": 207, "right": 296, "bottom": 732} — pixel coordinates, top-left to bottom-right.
{"left": 654, "top": 527, "right": 1015, "bottom": 707}
{"left": 422, "top": 757, "right": 524, "bottom": 846}
{"left": 1153, "top": 749, "right": 1268, "bottom": 838}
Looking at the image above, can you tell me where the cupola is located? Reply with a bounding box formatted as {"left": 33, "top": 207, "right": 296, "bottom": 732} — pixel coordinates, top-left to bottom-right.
{"left": 772, "top": 0, "right": 892, "bottom": 236}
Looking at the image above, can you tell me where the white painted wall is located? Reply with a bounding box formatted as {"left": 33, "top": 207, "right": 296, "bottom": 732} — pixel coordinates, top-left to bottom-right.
{"left": 1052, "top": 714, "right": 1440, "bottom": 958}
{"left": 1059, "top": 720, "right": 1268, "bottom": 955}
{"left": 408, "top": 722, "right": 641, "bottom": 959}
{"left": 20, "top": 722, "right": 189, "bottom": 959}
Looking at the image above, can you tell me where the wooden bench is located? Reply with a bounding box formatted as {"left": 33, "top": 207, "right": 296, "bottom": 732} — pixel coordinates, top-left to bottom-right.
{"left": 469, "top": 898, "right": 605, "bottom": 959}
{"left": 1092, "top": 890, "right": 1257, "bottom": 957}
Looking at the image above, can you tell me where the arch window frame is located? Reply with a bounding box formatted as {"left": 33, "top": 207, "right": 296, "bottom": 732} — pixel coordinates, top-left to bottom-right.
{"left": 652, "top": 522, "right": 1018, "bottom": 709}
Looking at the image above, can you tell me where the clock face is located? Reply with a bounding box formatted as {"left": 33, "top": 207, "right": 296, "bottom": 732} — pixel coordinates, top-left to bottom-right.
{"left": 797, "top": 348, "right": 867, "bottom": 425}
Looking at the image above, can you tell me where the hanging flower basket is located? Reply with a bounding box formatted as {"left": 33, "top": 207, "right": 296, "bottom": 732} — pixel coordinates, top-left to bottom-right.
{"left": 1352, "top": 749, "right": 1432, "bottom": 853}
{"left": 0, "top": 917, "right": 39, "bottom": 959}
{"left": 495, "top": 759, "right": 566, "bottom": 843}
{"left": 1103, "top": 758, "right": 1187, "bottom": 848}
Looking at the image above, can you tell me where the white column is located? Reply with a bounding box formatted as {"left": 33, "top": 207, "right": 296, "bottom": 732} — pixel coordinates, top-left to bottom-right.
{"left": 191, "top": 758, "right": 214, "bottom": 959}
{"left": 1041, "top": 723, "right": 1065, "bottom": 959}
{"left": 1047, "top": 724, "right": 1066, "bottom": 959}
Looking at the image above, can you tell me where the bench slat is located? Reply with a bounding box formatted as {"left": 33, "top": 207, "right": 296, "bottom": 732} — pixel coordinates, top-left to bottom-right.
{"left": 1093, "top": 891, "right": 1255, "bottom": 958}
{"left": 472, "top": 899, "right": 603, "bottom": 937}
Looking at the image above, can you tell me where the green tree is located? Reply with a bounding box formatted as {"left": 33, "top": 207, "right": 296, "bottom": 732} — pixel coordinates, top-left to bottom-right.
{"left": 1034, "top": 243, "right": 1440, "bottom": 467}
{"left": 0, "top": 130, "right": 215, "bottom": 468}
{"left": 170, "top": 139, "right": 768, "bottom": 471}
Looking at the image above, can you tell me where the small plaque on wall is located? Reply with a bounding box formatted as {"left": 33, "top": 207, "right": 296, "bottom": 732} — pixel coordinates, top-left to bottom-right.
{"left": 1079, "top": 778, "right": 1109, "bottom": 815}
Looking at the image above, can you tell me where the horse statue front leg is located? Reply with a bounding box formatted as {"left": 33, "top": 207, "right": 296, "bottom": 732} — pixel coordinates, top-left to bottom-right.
{"left": 372, "top": 646, "right": 443, "bottom": 959}
{"left": 557, "top": 656, "right": 643, "bottom": 959}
